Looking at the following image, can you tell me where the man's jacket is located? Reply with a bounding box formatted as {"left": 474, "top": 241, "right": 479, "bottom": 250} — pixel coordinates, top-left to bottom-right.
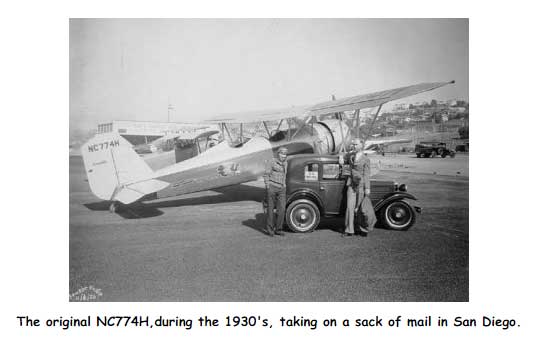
{"left": 343, "top": 152, "right": 370, "bottom": 190}
{"left": 264, "top": 158, "right": 288, "bottom": 189}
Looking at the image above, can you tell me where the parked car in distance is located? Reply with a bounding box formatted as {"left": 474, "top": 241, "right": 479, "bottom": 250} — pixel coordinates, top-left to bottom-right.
{"left": 455, "top": 142, "right": 469, "bottom": 152}
{"left": 279, "top": 154, "right": 421, "bottom": 233}
{"left": 415, "top": 142, "right": 455, "bottom": 158}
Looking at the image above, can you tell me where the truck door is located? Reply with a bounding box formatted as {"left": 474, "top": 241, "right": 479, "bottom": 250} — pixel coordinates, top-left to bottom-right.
{"left": 319, "top": 163, "right": 345, "bottom": 215}
{"left": 301, "top": 163, "right": 320, "bottom": 192}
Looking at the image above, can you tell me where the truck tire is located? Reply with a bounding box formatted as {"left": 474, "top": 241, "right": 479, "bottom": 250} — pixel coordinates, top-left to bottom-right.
{"left": 430, "top": 151, "right": 437, "bottom": 158}
{"left": 285, "top": 199, "right": 321, "bottom": 233}
{"left": 380, "top": 200, "right": 416, "bottom": 231}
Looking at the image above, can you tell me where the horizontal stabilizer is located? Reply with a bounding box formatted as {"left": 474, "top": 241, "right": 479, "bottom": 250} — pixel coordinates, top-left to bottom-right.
{"left": 113, "top": 179, "right": 170, "bottom": 205}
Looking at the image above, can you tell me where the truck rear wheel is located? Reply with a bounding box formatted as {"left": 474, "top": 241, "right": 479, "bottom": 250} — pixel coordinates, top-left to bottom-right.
{"left": 285, "top": 199, "right": 320, "bottom": 233}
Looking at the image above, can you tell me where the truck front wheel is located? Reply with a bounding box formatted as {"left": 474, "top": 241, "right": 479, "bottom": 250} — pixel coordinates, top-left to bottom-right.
{"left": 381, "top": 200, "right": 416, "bottom": 231}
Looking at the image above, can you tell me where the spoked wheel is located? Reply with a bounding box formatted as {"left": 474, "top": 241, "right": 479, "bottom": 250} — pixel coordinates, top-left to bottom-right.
{"left": 381, "top": 200, "right": 416, "bottom": 231}
{"left": 285, "top": 199, "right": 320, "bottom": 233}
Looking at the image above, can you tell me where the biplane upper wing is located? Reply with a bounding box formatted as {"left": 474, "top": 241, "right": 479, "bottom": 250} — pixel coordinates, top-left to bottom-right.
{"left": 205, "top": 81, "right": 454, "bottom": 123}
{"left": 307, "top": 81, "right": 454, "bottom": 116}
{"left": 205, "top": 106, "right": 308, "bottom": 124}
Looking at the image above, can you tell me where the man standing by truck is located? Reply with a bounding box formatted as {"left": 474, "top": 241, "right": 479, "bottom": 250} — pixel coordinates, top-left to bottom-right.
{"left": 263, "top": 147, "right": 289, "bottom": 237}
{"left": 339, "top": 139, "right": 375, "bottom": 237}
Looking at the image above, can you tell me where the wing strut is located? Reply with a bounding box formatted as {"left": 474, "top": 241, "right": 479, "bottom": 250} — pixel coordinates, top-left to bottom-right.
{"left": 290, "top": 119, "right": 306, "bottom": 140}
{"left": 222, "top": 123, "right": 234, "bottom": 144}
{"left": 263, "top": 121, "right": 271, "bottom": 137}
{"left": 341, "top": 109, "right": 359, "bottom": 151}
{"left": 363, "top": 104, "right": 383, "bottom": 144}
{"left": 286, "top": 119, "right": 293, "bottom": 141}
{"left": 336, "top": 112, "right": 347, "bottom": 152}
{"left": 275, "top": 119, "right": 284, "bottom": 135}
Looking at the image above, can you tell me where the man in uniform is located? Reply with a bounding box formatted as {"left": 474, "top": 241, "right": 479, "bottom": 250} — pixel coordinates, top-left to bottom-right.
{"left": 339, "top": 138, "right": 373, "bottom": 237}
{"left": 263, "top": 147, "right": 288, "bottom": 236}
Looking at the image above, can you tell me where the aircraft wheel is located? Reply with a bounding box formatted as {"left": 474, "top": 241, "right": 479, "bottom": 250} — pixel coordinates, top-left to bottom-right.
{"left": 381, "top": 200, "right": 416, "bottom": 231}
{"left": 285, "top": 199, "right": 320, "bottom": 233}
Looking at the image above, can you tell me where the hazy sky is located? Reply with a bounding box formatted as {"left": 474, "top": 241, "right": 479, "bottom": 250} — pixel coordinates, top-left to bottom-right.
{"left": 70, "top": 19, "right": 468, "bottom": 131}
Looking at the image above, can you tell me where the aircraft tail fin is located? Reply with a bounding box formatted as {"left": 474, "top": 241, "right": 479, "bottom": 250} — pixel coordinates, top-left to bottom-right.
{"left": 81, "top": 132, "right": 169, "bottom": 204}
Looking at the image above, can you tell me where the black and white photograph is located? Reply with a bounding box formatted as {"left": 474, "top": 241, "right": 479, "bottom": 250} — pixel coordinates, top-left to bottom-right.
{"left": 69, "top": 18, "right": 469, "bottom": 302}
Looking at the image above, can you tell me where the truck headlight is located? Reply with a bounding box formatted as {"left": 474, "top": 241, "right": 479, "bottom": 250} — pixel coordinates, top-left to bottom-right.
{"left": 399, "top": 184, "right": 407, "bottom": 192}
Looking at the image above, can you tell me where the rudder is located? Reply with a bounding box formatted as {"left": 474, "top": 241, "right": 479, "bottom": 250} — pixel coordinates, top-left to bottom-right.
{"left": 81, "top": 132, "right": 159, "bottom": 202}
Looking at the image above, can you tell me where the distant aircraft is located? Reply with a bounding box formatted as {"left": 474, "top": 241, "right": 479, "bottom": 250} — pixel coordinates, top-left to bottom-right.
{"left": 81, "top": 81, "right": 454, "bottom": 211}
{"left": 364, "top": 138, "right": 412, "bottom": 155}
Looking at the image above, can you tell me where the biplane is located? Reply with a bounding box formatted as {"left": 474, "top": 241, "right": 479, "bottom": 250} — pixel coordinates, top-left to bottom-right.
{"left": 81, "top": 81, "right": 454, "bottom": 212}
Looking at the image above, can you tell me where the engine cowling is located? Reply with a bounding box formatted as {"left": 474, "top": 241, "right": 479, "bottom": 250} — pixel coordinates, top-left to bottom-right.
{"left": 312, "top": 119, "right": 352, "bottom": 154}
{"left": 264, "top": 118, "right": 354, "bottom": 155}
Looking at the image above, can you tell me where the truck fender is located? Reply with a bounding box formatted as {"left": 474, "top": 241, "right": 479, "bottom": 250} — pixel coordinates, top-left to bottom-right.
{"left": 374, "top": 192, "right": 417, "bottom": 212}
{"left": 287, "top": 188, "right": 324, "bottom": 214}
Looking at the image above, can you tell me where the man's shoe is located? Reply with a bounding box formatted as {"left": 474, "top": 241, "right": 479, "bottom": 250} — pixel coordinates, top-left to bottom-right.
{"left": 341, "top": 232, "right": 353, "bottom": 237}
{"left": 266, "top": 229, "right": 274, "bottom": 237}
{"left": 274, "top": 231, "right": 285, "bottom": 236}
{"left": 359, "top": 231, "right": 368, "bottom": 237}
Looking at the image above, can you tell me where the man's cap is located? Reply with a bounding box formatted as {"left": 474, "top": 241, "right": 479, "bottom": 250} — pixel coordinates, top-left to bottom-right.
{"left": 278, "top": 147, "right": 288, "bottom": 154}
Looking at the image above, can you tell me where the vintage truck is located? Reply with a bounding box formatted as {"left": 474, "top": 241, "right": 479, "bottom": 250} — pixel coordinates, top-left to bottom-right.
{"left": 278, "top": 154, "right": 421, "bottom": 233}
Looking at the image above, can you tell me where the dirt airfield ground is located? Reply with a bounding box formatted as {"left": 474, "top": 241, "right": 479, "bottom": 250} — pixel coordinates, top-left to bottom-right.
{"left": 70, "top": 153, "right": 468, "bottom": 301}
